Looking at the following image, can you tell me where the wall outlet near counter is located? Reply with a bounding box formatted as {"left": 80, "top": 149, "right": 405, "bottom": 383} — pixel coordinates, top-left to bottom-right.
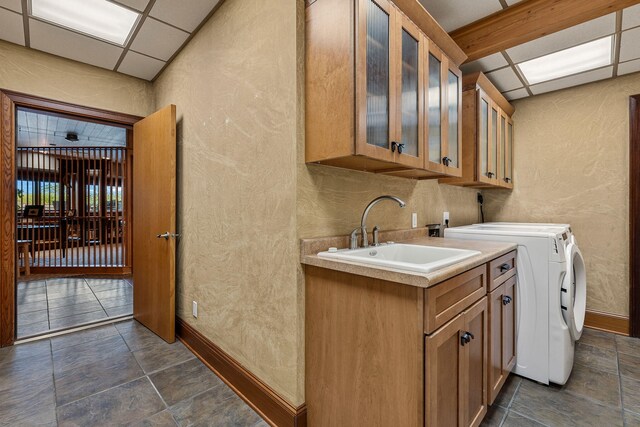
{"left": 412, "top": 213, "right": 417, "bottom": 228}
{"left": 443, "top": 211, "right": 450, "bottom": 224}
{"left": 192, "top": 301, "right": 198, "bottom": 318}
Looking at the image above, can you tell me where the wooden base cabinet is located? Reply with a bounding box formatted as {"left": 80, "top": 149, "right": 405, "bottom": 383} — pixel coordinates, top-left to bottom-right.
{"left": 426, "top": 297, "right": 488, "bottom": 427}
{"left": 488, "top": 276, "right": 517, "bottom": 404}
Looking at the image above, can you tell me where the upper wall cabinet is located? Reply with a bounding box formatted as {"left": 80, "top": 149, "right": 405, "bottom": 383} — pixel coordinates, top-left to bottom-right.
{"left": 439, "top": 72, "right": 515, "bottom": 189}
{"left": 305, "top": 0, "right": 466, "bottom": 178}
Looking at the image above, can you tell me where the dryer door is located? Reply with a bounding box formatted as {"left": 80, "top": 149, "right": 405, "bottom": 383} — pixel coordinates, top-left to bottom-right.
{"left": 561, "top": 243, "right": 587, "bottom": 340}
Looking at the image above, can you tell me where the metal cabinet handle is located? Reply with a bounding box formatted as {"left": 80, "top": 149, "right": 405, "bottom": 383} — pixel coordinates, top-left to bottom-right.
{"left": 391, "top": 141, "right": 405, "bottom": 154}
{"left": 487, "top": 172, "right": 495, "bottom": 178}
{"left": 502, "top": 295, "right": 512, "bottom": 305}
{"left": 504, "top": 177, "right": 511, "bottom": 183}
{"left": 499, "top": 263, "right": 512, "bottom": 273}
{"left": 442, "top": 156, "right": 451, "bottom": 166}
{"left": 460, "top": 331, "right": 475, "bottom": 346}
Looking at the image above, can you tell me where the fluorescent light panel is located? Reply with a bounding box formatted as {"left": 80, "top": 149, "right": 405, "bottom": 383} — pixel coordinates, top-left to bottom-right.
{"left": 30, "top": 0, "right": 140, "bottom": 46}
{"left": 517, "top": 36, "right": 613, "bottom": 85}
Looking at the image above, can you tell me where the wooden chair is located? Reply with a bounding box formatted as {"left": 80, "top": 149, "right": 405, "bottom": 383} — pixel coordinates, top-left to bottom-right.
{"left": 17, "top": 240, "right": 31, "bottom": 277}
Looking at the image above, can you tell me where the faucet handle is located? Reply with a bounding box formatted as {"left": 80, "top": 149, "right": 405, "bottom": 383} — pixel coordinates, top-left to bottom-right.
{"left": 349, "top": 228, "right": 360, "bottom": 250}
{"left": 372, "top": 226, "right": 380, "bottom": 246}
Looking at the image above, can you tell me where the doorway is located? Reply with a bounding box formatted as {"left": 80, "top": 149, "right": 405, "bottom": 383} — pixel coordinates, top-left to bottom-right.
{"left": 630, "top": 94, "right": 640, "bottom": 338}
{"left": 0, "top": 91, "right": 177, "bottom": 347}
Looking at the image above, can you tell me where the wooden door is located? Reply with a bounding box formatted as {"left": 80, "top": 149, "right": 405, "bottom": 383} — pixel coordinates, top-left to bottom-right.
{"left": 356, "top": 0, "right": 396, "bottom": 163}
{"left": 133, "top": 105, "right": 177, "bottom": 343}
{"left": 392, "top": 10, "right": 424, "bottom": 168}
{"left": 443, "top": 61, "right": 463, "bottom": 177}
{"left": 463, "top": 297, "right": 488, "bottom": 427}
{"left": 425, "top": 313, "right": 465, "bottom": 427}
{"left": 488, "top": 284, "right": 506, "bottom": 404}
{"left": 503, "top": 276, "right": 517, "bottom": 372}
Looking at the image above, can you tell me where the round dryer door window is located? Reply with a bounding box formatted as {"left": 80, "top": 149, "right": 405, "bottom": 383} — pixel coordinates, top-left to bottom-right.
{"left": 561, "top": 243, "right": 587, "bottom": 340}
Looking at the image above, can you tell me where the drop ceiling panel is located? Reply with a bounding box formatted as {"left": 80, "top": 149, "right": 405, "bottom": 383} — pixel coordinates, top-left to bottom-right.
{"left": 506, "top": 14, "right": 615, "bottom": 64}
{"left": 418, "top": 0, "right": 502, "bottom": 32}
{"left": 623, "top": 4, "right": 640, "bottom": 30}
{"left": 460, "top": 53, "right": 508, "bottom": 74}
{"left": 503, "top": 88, "right": 529, "bottom": 101}
{"left": 620, "top": 27, "right": 640, "bottom": 62}
{"left": 130, "top": 17, "right": 189, "bottom": 61}
{"left": 618, "top": 58, "right": 640, "bottom": 76}
{"left": 111, "top": 0, "right": 150, "bottom": 12}
{"left": 485, "top": 67, "right": 523, "bottom": 92}
{"left": 529, "top": 66, "right": 612, "bottom": 95}
{"left": 29, "top": 19, "right": 123, "bottom": 70}
{"left": 150, "top": 0, "right": 220, "bottom": 32}
{"left": 118, "top": 51, "right": 165, "bottom": 80}
{"left": 0, "top": 8, "right": 24, "bottom": 46}
{"left": 505, "top": 0, "right": 522, "bottom": 4}
{"left": 0, "top": 0, "right": 21, "bottom": 13}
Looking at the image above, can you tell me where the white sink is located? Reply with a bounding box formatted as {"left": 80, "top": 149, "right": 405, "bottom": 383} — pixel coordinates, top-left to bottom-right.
{"left": 317, "top": 243, "right": 481, "bottom": 274}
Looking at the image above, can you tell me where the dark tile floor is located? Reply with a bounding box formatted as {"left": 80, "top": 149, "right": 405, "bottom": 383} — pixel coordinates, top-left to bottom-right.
{"left": 482, "top": 328, "right": 640, "bottom": 427}
{"left": 17, "top": 277, "right": 133, "bottom": 339}
{"left": 0, "top": 319, "right": 267, "bottom": 426}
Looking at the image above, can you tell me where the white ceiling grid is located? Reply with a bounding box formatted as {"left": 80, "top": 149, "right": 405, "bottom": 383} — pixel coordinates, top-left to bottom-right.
{"left": 0, "top": 0, "right": 220, "bottom": 81}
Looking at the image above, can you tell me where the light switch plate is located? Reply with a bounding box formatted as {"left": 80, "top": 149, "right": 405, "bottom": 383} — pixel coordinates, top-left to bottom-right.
{"left": 412, "top": 213, "right": 418, "bottom": 228}
{"left": 192, "top": 301, "right": 198, "bottom": 318}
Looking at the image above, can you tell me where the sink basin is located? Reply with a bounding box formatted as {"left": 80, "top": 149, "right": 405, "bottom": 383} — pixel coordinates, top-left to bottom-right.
{"left": 317, "top": 243, "right": 481, "bottom": 274}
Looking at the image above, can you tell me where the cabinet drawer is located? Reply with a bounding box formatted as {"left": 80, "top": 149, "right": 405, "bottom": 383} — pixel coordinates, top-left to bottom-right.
{"left": 424, "top": 265, "right": 487, "bottom": 334}
{"left": 488, "top": 251, "right": 516, "bottom": 292}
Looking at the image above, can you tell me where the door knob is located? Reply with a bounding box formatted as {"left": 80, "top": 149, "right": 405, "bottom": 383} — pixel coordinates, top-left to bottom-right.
{"left": 156, "top": 232, "right": 179, "bottom": 240}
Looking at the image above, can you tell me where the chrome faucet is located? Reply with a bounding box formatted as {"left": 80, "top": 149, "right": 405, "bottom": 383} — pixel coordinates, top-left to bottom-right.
{"left": 350, "top": 195, "right": 406, "bottom": 249}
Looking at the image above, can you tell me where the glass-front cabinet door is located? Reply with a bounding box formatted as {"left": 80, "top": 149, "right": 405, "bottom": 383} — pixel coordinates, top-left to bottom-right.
{"left": 444, "top": 63, "right": 462, "bottom": 175}
{"left": 504, "top": 117, "right": 514, "bottom": 188}
{"left": 356, "top": 0, "right": 395, "bottom": 163}
{"left": 477, "top": 89, "right": 493, "bottom": 185}
{"left": 392, "top": 11, "right": 424, "bottom": 168}
{"left": 499, "top": 112, "right": 507, "bottom": 184}
{"left": 425, "top": 43, "right": 444, "bottom": 173}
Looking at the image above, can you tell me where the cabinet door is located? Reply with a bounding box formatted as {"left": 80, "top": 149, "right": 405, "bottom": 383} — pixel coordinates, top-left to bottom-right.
{"left": 489, "top": 103, "right": 499, "bottom": 185}
{"left": 477, "top": 89, "right": 492, "bottom": 185}
{"left": 356, "top": 0, "right": 395, "bottom": 163}
{"left": 498, "top": 111, "right": 507, "bottom": 185}
{"left": 425, "top": 43, "right": 446, "bottom": 173}
{"left": 462, "top": 297, "right": 488, "bottom": 427}
{"left": 444, "top": 62, "right": 462, "bottom": 176}
{"left": 488, "top": 284, "right": 506, "bottom": 405}
{"left": 503, "top": 276, "right": 517, "bottom": 372}
{"left": 425, "top": 314, "right": 465, "bottom": 427}
{"left": 504, "top": 118, "right": 514, "bottom": 188}
{"left": 392, "top": 11, "right": 424, "bottom": 168}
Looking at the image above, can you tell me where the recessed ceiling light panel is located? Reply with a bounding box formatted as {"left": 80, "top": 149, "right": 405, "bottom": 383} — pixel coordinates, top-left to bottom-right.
{"left": 30, "top": 0, "right": 140, "bottom": 46}
{"left": 517, "top": 36, "right": 613, "bottom": 85}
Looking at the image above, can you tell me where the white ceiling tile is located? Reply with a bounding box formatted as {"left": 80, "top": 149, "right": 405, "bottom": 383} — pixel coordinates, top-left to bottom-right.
{"left": 502, "top": 88, "right": 528, "bottom": 101}
{"left": 623, "top": 4, "right": 640, "bottom": 30}
{"left": 505, "top": 0, "right": 522, "bottom": 5}
{"left": 0, "top": 0, "right": 21, "bottom": 13}
{"left": 111, "top": 0, "right": 150, "bottom": 12}
{"left": 0, "top": 8, "right": 24, "bottom": 46}
{"left": 150, "top": 0, "right": 219, "bottom": 32}
{"left": 29, "top": 19, "right": 123, "bottom": 70}
{"left": 118, "top": 51, "right": 165, "bottom": 80}
{"left": 460, "top": 53, "right": 508, "bottom": 74}
{"left": 130, "top": 17, "right": 189, "bottom": 61}
{"left": 620, "top": 27, "right": 640, "bottom": 62}
{"left": 618, "top": 59, "right": 640, "bottom": 76}
{"left": 485, "top": 67, "right": 523, "bottom": 92}
{"left": 506, "top": 14, "right": 616, "bottom": 63}
{"left": 418, "top": 0, "right": 502, "bottom": 32}
{"left": 529, "top": 66, "right": 612, "bottom": 95}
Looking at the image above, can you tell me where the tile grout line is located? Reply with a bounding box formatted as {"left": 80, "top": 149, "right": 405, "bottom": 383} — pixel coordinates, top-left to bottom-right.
{"left": 84, "top": 277, "right": 111, "bottom": 319}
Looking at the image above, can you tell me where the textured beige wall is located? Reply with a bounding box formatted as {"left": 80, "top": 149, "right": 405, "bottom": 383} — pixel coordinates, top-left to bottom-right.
{"left": 153, "top": 0, "right": 301, "bottom": 405}
{"left": 484, "top": 73, "right": 640, "bottom": 317}
{"left": 0, "top": 40, "right": 154, "bottom": 116}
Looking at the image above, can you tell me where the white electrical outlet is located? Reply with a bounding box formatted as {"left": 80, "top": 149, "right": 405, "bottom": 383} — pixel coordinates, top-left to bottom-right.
{"left": 411, "top": 212, "right": 418, "bottom": 228}
{"left": 443, "top": 211, "right": 450, "bottom": 224}
{"left": 192, "top": 301, "right": 198, "bottom": 318}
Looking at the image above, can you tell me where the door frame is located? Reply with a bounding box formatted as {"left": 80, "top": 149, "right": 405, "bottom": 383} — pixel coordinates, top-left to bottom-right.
{"left": 630, "top": 94, "right": 640, "bottom": 338}
{"left": 0, "top": 89, "right": 142, "bottom": 347}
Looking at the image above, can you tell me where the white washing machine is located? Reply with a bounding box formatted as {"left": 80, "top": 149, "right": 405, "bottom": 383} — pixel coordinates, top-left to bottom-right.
{"left": 444, "top": 223, "right": 587, "bottom": 385}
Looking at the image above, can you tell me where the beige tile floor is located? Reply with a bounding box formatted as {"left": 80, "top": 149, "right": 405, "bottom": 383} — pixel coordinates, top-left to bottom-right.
{"left": 17, "top": 277, "right": 133, "bottom": 339}
{"left": 482, "top": 328, "right": 640, "bottom": 427}
{"left": 0, "top": 319, "right": 267, "bottom": 426}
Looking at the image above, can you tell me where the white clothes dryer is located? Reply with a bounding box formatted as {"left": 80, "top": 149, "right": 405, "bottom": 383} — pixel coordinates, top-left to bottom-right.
{"left": 444, "top": 223, "right": 587, "bottom": 385}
